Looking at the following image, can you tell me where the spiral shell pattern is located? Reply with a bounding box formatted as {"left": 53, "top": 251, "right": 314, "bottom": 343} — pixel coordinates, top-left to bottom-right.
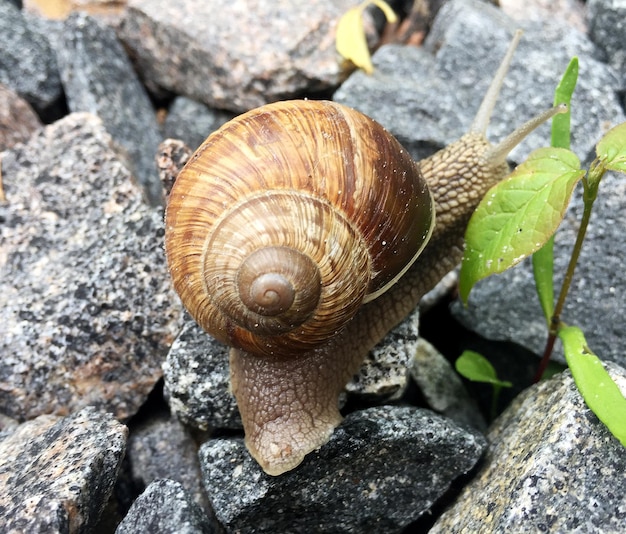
{"left": 165, "top": 100, "right": 434, "bottom": 357}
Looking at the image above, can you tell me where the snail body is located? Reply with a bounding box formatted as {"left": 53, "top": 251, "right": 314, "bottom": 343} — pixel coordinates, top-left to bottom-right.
{"left": 165, "top": 31, "right": 565, "bottom": 475}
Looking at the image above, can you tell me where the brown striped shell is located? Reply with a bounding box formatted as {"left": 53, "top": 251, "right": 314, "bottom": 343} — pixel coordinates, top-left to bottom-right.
{"left": 165, "top": 100, "right": 434, "bottom": 357}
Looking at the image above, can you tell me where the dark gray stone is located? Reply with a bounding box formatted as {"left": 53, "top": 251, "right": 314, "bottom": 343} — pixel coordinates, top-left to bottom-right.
{"left": 119, "top": 0, "right": 357, "bottom": 113}
{"left": 164, "top": 306, "right": 422, "bottom": 432}
{"left": 0, "top": 1, "right": 63, "bottom": 117}
{"left": 127, "top": 412, "right": 208, "bottom": 508}
{"left": 0, "top": 112, "right": 184, "bottom": 422}
{"left": 164, "top": 320, "right": 242, "bottom": 430}
{"left": 0, "top": 407, "right": 127, "bottom": 533}
{"left": 430, "top": 361, "right": 626, "bottom": 532}
{"left": 334, "top": 0, "right": 624, "bottom": 165}
{"left": 199, "top": 406, "right": 487, "bottom": 533}
{"left": 588, "top": 0, "right": 626, "bottom": 87}
{"left": 115, "top": 479, "right": 217, "bottom": 534}
{"left": 163, "top": 97, "right": 234, "bottom": 152}
{"left": 49, "top": 12, "right": 163, "bottom": 205}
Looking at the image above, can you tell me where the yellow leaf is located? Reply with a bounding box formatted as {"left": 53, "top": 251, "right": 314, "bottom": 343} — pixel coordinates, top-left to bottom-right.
{"left": 336, "top": 5, "right": 374, "bottom": 74}
{"left": 336, "top": 1, "right": 397, "bottom": 74}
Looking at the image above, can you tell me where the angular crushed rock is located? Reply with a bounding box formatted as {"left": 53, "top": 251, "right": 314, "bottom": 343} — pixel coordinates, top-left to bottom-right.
{"left": 119, "top": 0, "right": 357, "bottom": 112}
{"left": 430, "top": 362, "right": 626, "bottom": 532}
{"left": 0, "top": 82, "right": 42, "bottom": 151}
{"left": 115, "top": 479, "right": 217, "bottom": 534}
{"left": 50, "top": 12, "right": 163, "bottom": 205}
{"left": 199, "top": 405, "right": 487, "bottom": 533}
{"left": 0, "top": 112, "right": 183, "bottom": 422}
{"left": 0, "top": 1, "right": 63, "bottom": 116}
{"left": 0, "top": 407, "right": 127, "bottom": 533}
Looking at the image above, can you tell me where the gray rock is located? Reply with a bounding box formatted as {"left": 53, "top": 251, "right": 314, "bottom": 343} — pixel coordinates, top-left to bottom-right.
{"left": 345, "top": 305, "right": 421, "bottom": 401}
{"left": 0, "top": 112, "right": 184, "bottom": 422}
{"left": 164, "top": 306, "right": 422, "bottom": 432}
{"left": 199, "top": 405, "right": 487, "bottom": 533}
{"left": 119, "top": 0, "right": 356, "bottom": 113}
{"left": 0, "top": 406, "right": 127, "bottom": 532}
{"left": 430, "top": 361, "right": 626, "bottom": 532}
{"left": 200, "top": 406, "right": 486, "bottom": 533}
{"left": 588, "top": 0, "right": 626, "bottom": 87}
{"left": 411, "top": 338, "right": 487, "bottom": 432}
{"left": 127, "top": 411, "right": 208, "bottom": 508}
{"left": 452, "top": 165, "right": 626, "bottom": 369}
{"left": 164, "top": 320, "right": 242, "bottom": 430}
{"left": 163, "top": 97, "right": 235, "bottom": 152}
{"left": 115, "top": 479, "right": 217, "bottom": 534}
{"left": 49, "top": 12, "right": 163, "bottom": 206}
{"left": 334, "top": 0, "right": 624, "bottom": 165}
{"left": 0, "top": 82, "right": 42, "bottom": 151}
{"left": 0, "top": 1, "right": 63, "bottom": 117}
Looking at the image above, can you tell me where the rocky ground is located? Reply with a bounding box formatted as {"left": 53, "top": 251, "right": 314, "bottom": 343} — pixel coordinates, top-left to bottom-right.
{"left": 1, "top": 0, "right": 625, "bottom": 532}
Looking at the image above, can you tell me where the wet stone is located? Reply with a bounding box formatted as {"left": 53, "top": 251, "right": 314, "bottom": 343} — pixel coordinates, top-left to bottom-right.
{"left": 115, "top": 479, "right": 217, "bottom": 534}
{"left": 0, "top": 112, "right": 184, "bottom": 422}
{"left": 0, "top": 407, "right": 127, "bottom": 532}
{"left": 430, "top": 361, "right": 626, "bottom": 533}
{"left": 199, "top": 405, "right": 487, "bottom": 533}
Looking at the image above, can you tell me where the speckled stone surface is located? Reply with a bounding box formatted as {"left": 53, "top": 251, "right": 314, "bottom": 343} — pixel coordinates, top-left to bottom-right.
{"left": 50, "top": 12, "right": 163, "bottom": 205}
{"left": 0, "top": 1, "right": 63, "bottom": 116}
{"left": 430, "top": 361, "right": 626, "bottom": 533}
{"left": 165, "top": 305, "right": 422, "bottom": 432}
{"left": 0, "top": 82, "right": 41, "bottom": 151}
{"left": 0, "top": 406, "right": 127, "bottom": 532}
{"left": 127, "top": 411, "right": 208, "bottom": 508}
{"left": 115, "top": 479, "right": 217, "bottom": 534}
{"left": 345, "top": 305, "right": 421, "bottom": 401}
{"left": 0, "top": 112, "right": 184, "bottom": 422}
{"left": 164, "top": 320, "right": 242, "bottom": 430}
{"left": 119, "top": 0, "right": 356, "bottom": 113}
{"left": 199, "top": 405, "right": 487, "bottom": 533}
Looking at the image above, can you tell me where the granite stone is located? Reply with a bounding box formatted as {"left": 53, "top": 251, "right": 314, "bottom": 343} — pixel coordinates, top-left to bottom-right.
{"left": 0, "top": 112, "right": 184, "bottom": 422}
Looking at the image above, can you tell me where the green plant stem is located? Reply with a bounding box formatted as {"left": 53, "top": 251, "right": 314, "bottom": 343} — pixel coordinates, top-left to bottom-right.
{"left": 534, "top": 172, "right": 600, "bottom": 381}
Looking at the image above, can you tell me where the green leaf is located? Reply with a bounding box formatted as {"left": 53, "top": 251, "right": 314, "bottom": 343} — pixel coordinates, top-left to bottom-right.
{"left": 532, "top": 234, "right": 555, "bottom": 323}
{"left": 596, "top": 122, "right": 626, "bottom": 174}
{"left": 559, "top": 326, "right": 626, "bottom": 447}
{"left": 551, "top": 57, "right": 578, "bottom": 150}
{"left": 459, "top": 147, "right": 585, "bottom": 302}
{"left": 455, "top": 351, "right": 512, "bottom": 388}
{"left": 336, "top": 1, "right": 397, "bottom": 75}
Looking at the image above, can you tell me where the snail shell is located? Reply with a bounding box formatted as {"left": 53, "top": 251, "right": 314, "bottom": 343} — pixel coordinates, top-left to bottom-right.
{"left": 165, "top": 100, "right": 434, "bottom": 357}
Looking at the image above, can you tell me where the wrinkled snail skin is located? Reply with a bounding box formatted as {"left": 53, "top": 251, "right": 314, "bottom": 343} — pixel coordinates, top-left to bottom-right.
{"left": 166, "top": 31, "right": 565, "bottom": 475}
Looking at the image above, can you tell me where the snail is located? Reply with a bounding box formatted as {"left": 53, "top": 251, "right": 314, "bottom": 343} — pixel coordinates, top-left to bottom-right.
{"left": 165, "top": 31, "right": 565, "bottom": 476}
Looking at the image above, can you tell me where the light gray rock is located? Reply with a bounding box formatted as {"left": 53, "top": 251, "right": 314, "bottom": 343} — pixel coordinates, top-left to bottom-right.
{"left": 163, "top": 97, "right": 235, "bottom": 152}
{"left": 0, "top": 407, "right": 127, "bottom": 533}
{"left": 588, "top": 0, "right": 626, "bottom": 87}
{"left": 0, "top": 112, "right": 184, "bottom": 422}
{"left": 115, "top": 479, "right": 217, "bottom": 534}
{"left": 127, "top": 411, "right": 208, "bottom": 508}
{"left": 0, "top": 1, "right": 63, "bottom": 117}
{"left": 334, "top": 0, "right": 624, "bottom": 165}
{"left": 50, "top": 12, "right": 163, "bottom": 205}
{"left": 411, "top": 338, "right": 487, "bottom": 431}
{"left": 430, "top": 361, "right": 626, "bottom": 532}
{"left": 199, "top": 405, "right": 487, "bottom": 533}
{"left": 119, "top": 0, "right": 358, "bottom": 113}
